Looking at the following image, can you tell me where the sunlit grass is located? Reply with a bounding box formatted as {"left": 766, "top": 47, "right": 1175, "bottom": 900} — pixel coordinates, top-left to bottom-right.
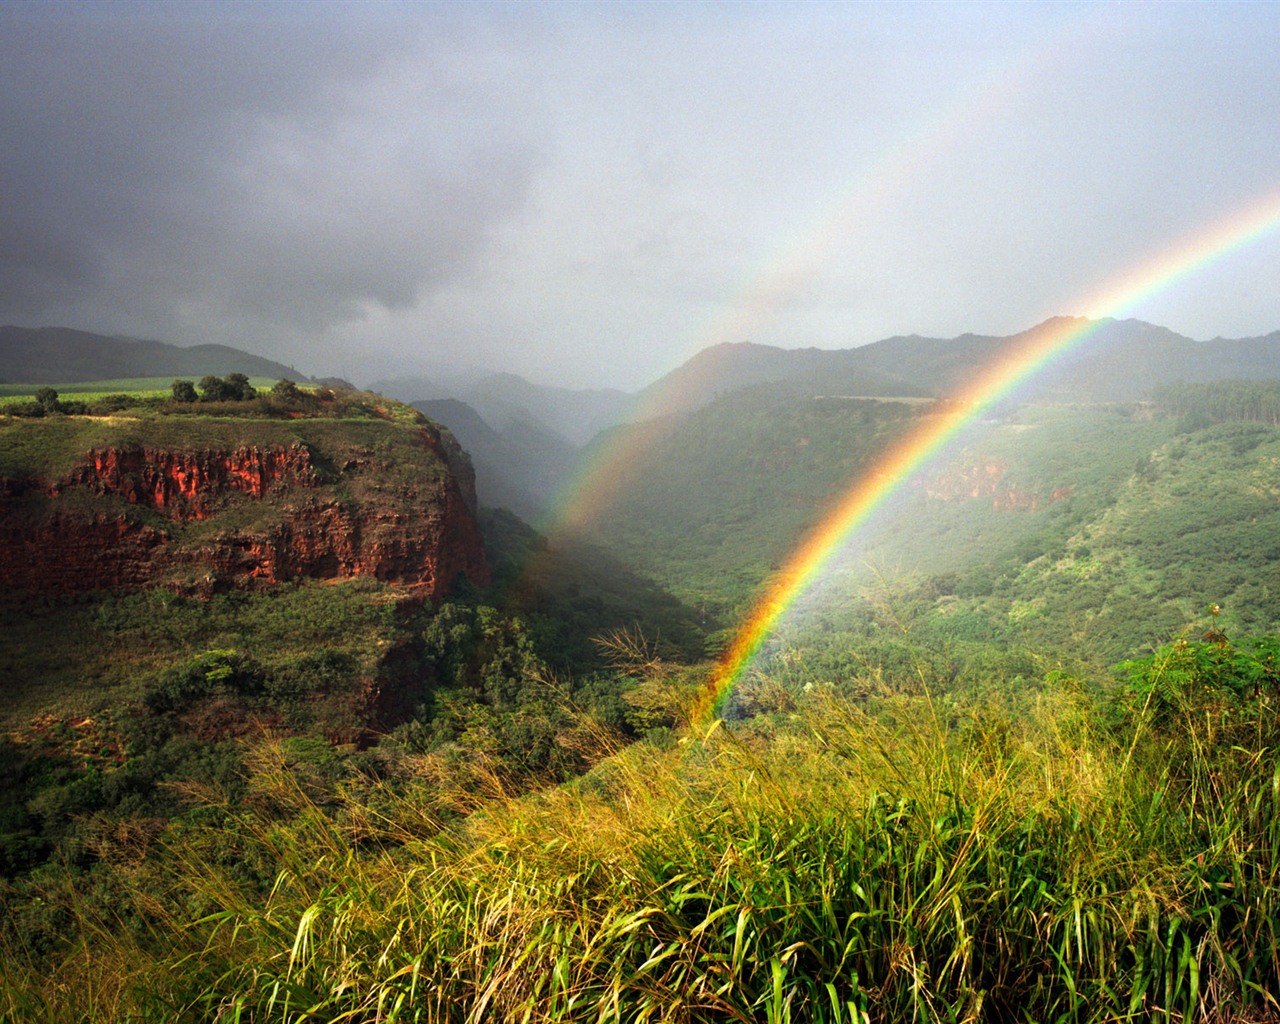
{"left": 7, "top": 655, "right": 1280, "bottom": 1022}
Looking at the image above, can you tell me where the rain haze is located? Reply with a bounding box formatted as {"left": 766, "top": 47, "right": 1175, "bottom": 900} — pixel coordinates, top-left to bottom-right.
{"left": 2, "top": 0, "right": 1279, "bottom": 391}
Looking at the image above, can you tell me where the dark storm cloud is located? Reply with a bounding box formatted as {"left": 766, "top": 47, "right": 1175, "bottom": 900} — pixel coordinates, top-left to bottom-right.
{"left": 0, "top": 2, "right": 537, "bottom": 336}
{"left": 3, "top": 2, "right": 1280, "bottom": 389}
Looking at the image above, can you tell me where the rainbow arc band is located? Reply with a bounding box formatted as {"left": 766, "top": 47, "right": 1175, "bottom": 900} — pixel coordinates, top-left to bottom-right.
{"left": 690, "top": 191, "right": 1280, "bottom": 725}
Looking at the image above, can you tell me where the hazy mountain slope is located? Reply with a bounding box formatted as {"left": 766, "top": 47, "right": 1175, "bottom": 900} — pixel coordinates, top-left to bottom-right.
{"left": 579, "top": 388, "right": 924, "bottom": 614}
{"left": 415, "top": 398, "right": 579, "bottom": 520}
{"left": 365, "top": 373, "right": 448, "bottom": 403}
{"left": 480, "top": 507, "right": 711, "bottom": 666}
{"left": 374, "top": 371, "right": 630, "bottom": 447}
{"left": 0, "top": 326, "right": 308, "bottom": 383}
{"left": 818, "top": 318, "right": 1195, "bottom": 399}
{"left": 463, "top": 373, "right": 630, "bottom": 446}
{"left": 1203, "top": 329, "right": 1280, "bottom": 376}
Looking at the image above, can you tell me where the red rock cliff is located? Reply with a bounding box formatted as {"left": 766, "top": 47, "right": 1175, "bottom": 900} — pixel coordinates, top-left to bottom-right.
{"left": 0, "top": 424, "right": 488, "bottom": 598}
{"left": 923, "top": 459, "right": 1072, "bottom": 511}
{"left": 63, "top": 443, "right": 318, "bottom": 518}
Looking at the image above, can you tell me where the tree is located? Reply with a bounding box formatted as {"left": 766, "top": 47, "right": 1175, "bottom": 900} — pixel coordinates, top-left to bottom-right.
{"left": 270, "top": 379, "right": 305, "bottom": 404}
{"left": 171, "top": 380, "right": 198, "bottom": 403}
{"left": 198, "top": 375, "right": 232, "bottom": 402}
{"left": 34, "top": 387, "right": 59, "bottom": 412}
{"left": 226, "top": 373, "right": 257, "bottom": 401}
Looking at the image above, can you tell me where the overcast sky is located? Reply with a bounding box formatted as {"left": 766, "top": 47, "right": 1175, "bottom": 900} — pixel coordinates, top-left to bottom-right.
{"left": 2, "top": 1, "right": 1279, "bottom": 390}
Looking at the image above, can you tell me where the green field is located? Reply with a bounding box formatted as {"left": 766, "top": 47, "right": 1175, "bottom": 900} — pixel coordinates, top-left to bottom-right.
{"left": 0, "top": 376, "right": 280, "bottom": 407}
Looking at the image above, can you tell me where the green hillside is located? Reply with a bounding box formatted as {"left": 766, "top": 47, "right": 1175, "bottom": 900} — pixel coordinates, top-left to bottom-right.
{"left": 581, "top": 390, "right": 923, "bottom": 614}
{"left": 828, "top": 403, "right": 1280, "bottom": 663}
{"left": 7, "top": 584, "right": 1280, "bottom": 1021}
{"left": 581, "top": 387, "right": 1280, "bottom": 683}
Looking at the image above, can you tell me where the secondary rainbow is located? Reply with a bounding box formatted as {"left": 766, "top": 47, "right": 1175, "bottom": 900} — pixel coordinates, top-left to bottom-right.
{"left": 690, "top": 190, "right": 1280, "bottom": 726}
{"left": 534, "top": 14, "right": 1101, "bottom": 541}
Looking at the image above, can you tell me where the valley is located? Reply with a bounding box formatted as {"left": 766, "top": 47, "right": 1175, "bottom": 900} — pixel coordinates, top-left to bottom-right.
{"left": 3, "top": 323, "right": 1280, "bottom": 1021}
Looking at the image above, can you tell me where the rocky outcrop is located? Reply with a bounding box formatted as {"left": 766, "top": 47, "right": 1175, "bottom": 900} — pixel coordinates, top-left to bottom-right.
{"left": 0, "top": 513, "right": 168, "bottom": 594}
{"left": 0, "top": 424, "right": 489, "bottom": 598}
{"left": 62, "top": 444, "right": 318, "bottom": 519}
{"left": 924, "top": 459, "right": 1072, "bottom": 511}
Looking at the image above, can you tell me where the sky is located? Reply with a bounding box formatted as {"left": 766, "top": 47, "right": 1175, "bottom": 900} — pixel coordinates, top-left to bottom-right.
{"left": 2, "top": 0, "right": 1279, "bottom": 392}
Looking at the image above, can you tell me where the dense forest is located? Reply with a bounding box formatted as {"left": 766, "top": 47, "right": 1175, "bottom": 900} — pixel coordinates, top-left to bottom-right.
{"left": 1155, "top": 379, "right": 1280, "bottom": 427}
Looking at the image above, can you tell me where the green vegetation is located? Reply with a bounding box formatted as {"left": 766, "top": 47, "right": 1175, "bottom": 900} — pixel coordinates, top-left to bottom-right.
{"left": 6, "top": 380, "right": 1280, "bottom": 1018}
{"left": 1154, "top": 378, "right": 1280, "bottom": 427}
{"left": 0, "top": 580, "right": 402, "bottom": 732}
{"left": 582, "top": 390, "right": 922, "bottom": 617}
{"left": 0, "top": 375, "right": 408, "bottom": 423}
{"left": 0, "top": 376, "right": 279, "bottom": 410}
{"left": 587, "top": 393, "right": 1280, "bottom": 672}
{"left": 846, "top": 413, "right": 1280, "bottom": 667}
{"left": 0, "top": 382, "right": 454, "bottom": 515}
{"left": 0, "top": 576, "right": 643, "bottom": 882}
{"left": 482, "top": 507, "right": 710, "bottom": 669}
{"left": 0, "top": 377, "right": 193, "bottom": 399}
{"left": 5, "top": 618, "right": 1280, "bottom": 1021}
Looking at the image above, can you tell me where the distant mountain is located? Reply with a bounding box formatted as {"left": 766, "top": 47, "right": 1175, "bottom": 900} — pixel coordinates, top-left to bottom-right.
{"left": 375, "top": 371, "right": 635, "bottom": 521}
{"left": 951, "top": 318, "right": 1280, "bottom": 403}
{"left": 0, "top": 326, "right": 309, "bottom": 384}
{"left": 400, "top": 316, "right": 1280, "bottom": 526}
{"left": 373, "top": 371, "right": 631, "bottom": 447}
{"left": 632, "top": 342, "right": 928, "bottom": 420}
{"left": 366, "top": 374, "right": 450, "bottom": 404}
{"left": 636, "top": 318, "right": 1280, "bottom": 417}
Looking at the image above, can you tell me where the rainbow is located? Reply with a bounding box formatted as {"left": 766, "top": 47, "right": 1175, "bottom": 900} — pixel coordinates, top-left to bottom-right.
{"left": 690, "top": 191, "right": 1280, "bottom": 725}
{"left": 536, "top": 12, "right": 1101, "bottom": 541}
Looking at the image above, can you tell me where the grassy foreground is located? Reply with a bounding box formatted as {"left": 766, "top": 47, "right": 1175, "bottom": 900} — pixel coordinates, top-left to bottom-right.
{"left": 5, "top": 631, "right": 1280, "bottom": 1023}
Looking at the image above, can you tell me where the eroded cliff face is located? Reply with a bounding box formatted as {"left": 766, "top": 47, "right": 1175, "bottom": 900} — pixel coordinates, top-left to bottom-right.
{"left": 924, "top": 459, "right": 1072, "bottom": 512}
{"left": 63, "top": 444, "right": 318, "bottom": 518}
{"left": 0, "top": 424, "right": 489, "bottom": 598}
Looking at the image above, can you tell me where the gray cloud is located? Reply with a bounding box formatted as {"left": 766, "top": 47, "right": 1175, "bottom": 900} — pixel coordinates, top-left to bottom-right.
{"left": 1, "top": 2, "right": 538, "bottom": 342}
{"left": 3, "top": 1, "right": 1280, "bottom": 389}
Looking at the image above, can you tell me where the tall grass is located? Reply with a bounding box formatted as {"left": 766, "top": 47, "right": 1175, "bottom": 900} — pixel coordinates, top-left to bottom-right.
{"left": 5, "top": 668, "right": 1280, "bottom": 1022}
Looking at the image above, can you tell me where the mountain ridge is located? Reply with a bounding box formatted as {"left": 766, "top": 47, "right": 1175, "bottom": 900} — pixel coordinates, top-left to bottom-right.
{"left": 636, "top": 317, "right": 1280, "bottom": 419}
{"left": 0, "top": 326, "right": 310, "bottom": 384}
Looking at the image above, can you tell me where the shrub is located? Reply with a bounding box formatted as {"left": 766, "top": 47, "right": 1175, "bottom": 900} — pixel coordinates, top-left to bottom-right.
{"left": 270, "top": 378, "right": 305, "bottom": 404}
{"left": 225, "top": 373, "right": 257, "bottom": 401}
{"left": 170, "top": 380, "right": 198, "bottom": 403}
{"left": 1117, "top": 630, "right": 1280, "bottom": 730}
{"left": 143, "top": 649, "right": 264, "bottom": 713}
{"left": 90, "top": 394, "right": 139, "bottom": 414}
